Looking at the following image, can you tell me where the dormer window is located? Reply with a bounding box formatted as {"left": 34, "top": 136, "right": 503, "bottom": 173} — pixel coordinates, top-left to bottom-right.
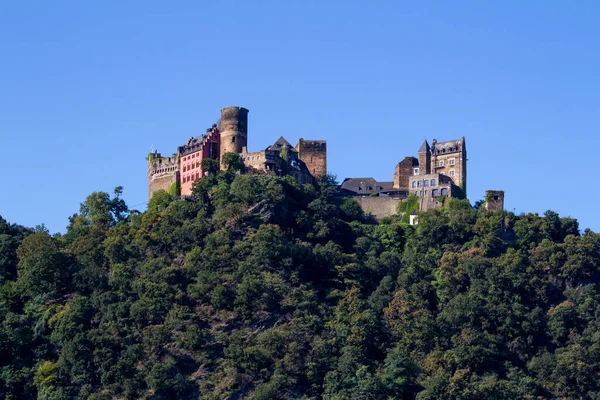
{"left": 413, "top": 167, "right": 420, "bottom": 176}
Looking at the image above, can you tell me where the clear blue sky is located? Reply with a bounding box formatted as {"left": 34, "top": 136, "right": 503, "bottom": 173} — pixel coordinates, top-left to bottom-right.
{"left": 1, "top": 1, "right": 599, "bottom": 233}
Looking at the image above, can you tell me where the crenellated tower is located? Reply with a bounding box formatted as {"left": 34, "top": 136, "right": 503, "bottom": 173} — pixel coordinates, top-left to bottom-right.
{"left": 147, "top": 153, "right": 180, "bottom": 200}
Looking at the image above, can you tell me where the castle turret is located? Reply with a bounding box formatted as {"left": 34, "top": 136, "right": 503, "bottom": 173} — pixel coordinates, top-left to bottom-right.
{"left": 219, "top": 106, "right": 249, "bottom": 167}
{"left": 418, "top": 140, "right": 431, "bottom": 175}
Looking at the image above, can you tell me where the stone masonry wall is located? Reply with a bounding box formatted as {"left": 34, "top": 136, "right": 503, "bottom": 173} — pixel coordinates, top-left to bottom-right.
{"left": 485, "top": 190, "right": 505, "bottom": 211}
{"left": 394, "top": 157, "right": 418, "bottom": 189}
{"left": 220, "top": 106, "right": 249, "bottom": 168}
{"left": 148, "top": 154, "right": 179, "bottom": 200}
{"left": 148, "top": 172, "right": 179, "bottom": 200}
{"left": 296, "top": 139, "right": 327, "bottom": 177}
{"left": 353, "top": 197, "right": 402, "bottom": 219}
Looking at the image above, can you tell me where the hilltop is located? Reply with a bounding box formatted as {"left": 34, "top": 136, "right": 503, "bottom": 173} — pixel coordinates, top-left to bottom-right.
{"left": 1, "top": 171, "right": 599, "bottom": 399}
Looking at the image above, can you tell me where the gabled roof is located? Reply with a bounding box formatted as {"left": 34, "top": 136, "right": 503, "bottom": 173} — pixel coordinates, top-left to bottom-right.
{"left": 178, "top": 128, "right": 219, "bottom": 156}
{"left": 269, "top": 136, "right": 293, "bottom": 150}
{"left": 418, "top": 140, "right": 430, "bottom": 153}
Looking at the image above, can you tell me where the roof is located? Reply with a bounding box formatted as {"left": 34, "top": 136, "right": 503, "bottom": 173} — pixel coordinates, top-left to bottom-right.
{"left": 178, "top": 128, "right": 219, "bottom": 156}
{"left": 339, "top": 178, "right": 395, "bottom": 196}
{"left": 269, "top": 136, "right": 293, "bottom": 150}
{"left": 431, "top": 139, "right": 463, "bottom": 155}
{"left": 418, "top": 140, "right": 430, "bottom": 153}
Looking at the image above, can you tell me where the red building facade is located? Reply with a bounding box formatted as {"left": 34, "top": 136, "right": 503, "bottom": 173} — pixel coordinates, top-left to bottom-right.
{"left": 178, "top": 126, "right": 220, "bottom": 197}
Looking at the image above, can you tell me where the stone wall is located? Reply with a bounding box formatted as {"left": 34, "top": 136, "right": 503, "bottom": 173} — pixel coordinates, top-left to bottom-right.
{"left": 430, "top": 137, "right": 467, "bottom": 195}
{"left": 485, "top": 190, "right": 505, "bottom": 211}
{"left": 394, "top": 156, "right": 418, "bottom": 189}
{"left": 148, "top": 172, "right": 179, "bottom": 200}
{"left": 220, "top": 106, "right": 249, "bottom": 168}
{"left": 148, "top": 153, "right": 180, "bottom": 200}
{"left": 296, "top": 139, "right": 327, "bottom": 177}
{"left": 353, "top": 196, "right": 403, "bottom": 219}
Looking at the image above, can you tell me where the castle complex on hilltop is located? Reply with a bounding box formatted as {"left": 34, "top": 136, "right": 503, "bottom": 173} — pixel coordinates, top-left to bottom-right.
{"left": 147, "top": 106, "right": 326, "bottom": 199}
{"left": 339, "top": 137, "right": 468, "bottom": 215}
{"left": 148, "top": 106, "right": 504, "bottom": 218}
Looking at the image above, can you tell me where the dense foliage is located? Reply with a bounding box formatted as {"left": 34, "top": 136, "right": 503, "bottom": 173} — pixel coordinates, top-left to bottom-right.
{"left": 1, "top": 171, "right": 599, "bottom": 399}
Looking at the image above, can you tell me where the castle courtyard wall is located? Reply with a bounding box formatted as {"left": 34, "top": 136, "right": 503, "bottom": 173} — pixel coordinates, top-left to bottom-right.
{"left": 148, "top": 172, "right": 178, "bottom": 200}
{"left": 353, "top": 197, "right": 402, "bottom": 219}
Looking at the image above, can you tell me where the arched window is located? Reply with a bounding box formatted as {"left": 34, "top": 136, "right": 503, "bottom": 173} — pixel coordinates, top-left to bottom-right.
{"left": 441, "top": 188, "right": 448, "bottom": 196}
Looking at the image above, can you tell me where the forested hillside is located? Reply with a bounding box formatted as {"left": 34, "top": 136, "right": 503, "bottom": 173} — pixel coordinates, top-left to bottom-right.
{"left": 1, "top": 169, "right": 599, "bottom": 399}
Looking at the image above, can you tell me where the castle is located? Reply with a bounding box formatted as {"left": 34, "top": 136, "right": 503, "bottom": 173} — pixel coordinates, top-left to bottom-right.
{"left": 148, "top": 106, "right": 504, "bottom": 218}
{"left": 147, "top": 106, "right": 327, "bottom": 199}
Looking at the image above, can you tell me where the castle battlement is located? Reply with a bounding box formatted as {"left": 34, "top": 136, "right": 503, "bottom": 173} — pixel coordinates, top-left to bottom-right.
{"left": 148, "top": 153, "right": 179, "bottom": 178}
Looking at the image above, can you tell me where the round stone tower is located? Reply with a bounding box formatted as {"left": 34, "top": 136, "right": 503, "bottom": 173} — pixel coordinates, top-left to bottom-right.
{"left": 219, "top": 106, "right": 249, "bottom": 163}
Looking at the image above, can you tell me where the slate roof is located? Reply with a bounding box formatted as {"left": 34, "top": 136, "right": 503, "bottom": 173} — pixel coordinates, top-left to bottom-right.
{"left": 418, "top": 140, "right": 430, "bottom": 153}
{"left": 339, "top": 178, "right": 396, "bottom": 196}
{"left": 269, "top": 136, "right": 294, "bottom": 150}
{"left": 431, "top": 139, "right": 462, "bottom": 155}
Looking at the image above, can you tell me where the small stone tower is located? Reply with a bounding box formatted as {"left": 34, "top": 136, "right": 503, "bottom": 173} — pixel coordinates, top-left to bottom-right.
{"left": 485, "top": 190, "right": 505, "bottom": 211}
{"left": 219, "top": 106, "right": 249, "bottom": 167}
{"left": 418, "top": 140, "right": 431, "bottom": 175}
{"left": 296, "top": 139, "right": 327, "bottom": 177}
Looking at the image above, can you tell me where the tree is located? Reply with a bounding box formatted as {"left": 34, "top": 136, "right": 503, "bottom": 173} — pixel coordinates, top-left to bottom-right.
{"left": 201, "top": 158, "right": 220, "bottom": 175}
{"left": 221, "top": 152, "right": 244, "bottom": 171}
{"left": 16, "top": 231, "right": 73, "bottom": 298}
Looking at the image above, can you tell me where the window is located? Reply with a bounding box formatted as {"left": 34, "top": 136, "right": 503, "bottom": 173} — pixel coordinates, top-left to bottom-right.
{"left": 424, "top": 180, "right": 429, "bottom": 187}
{"left": 413, "top": 167, "right": 420, "bottom": 176}
{"left": 366, "top": 186, "right": 372, "bottom": 191}
{"left": 432, "top": 189, "right": 439, "bottom": 196}
{"left": 430, "top": 179, "right": 436, "bottom": 186}
{"left": 192, "top": 154, "right": 195, "bottom": 159}
{"left": 355, "top": 186, "right": 361, "bottom": 191}
{"left": 438, "top": 160, "right": 444, "bottom": 167}
{"left": 412, "top": 181, "right": 416, "bottom": 188}
{"left": 417, "top": 181, "right": 422, "bottom": 188}
{"left": 232, "top": 137, "right": 236, "bottom": 143}
{"left": 424, "top": 190, "right": 427, "bottom": 196}
{"left": 196, "top": 173, "right": 199, "bottom": 180}
{"left": 420, "top": 191, "right": 424, "bottom": 196}
{"left": 441, "top": 188, "right": 448, "bottom": 196}
{"left": 450, "top": 170, "right": 455, "bottom": 177}
{"left": 415, "top": 191, "right": 419, "bottom": 195}
{"left": 449, "top": 158, "right": 455, "bottom": 165}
